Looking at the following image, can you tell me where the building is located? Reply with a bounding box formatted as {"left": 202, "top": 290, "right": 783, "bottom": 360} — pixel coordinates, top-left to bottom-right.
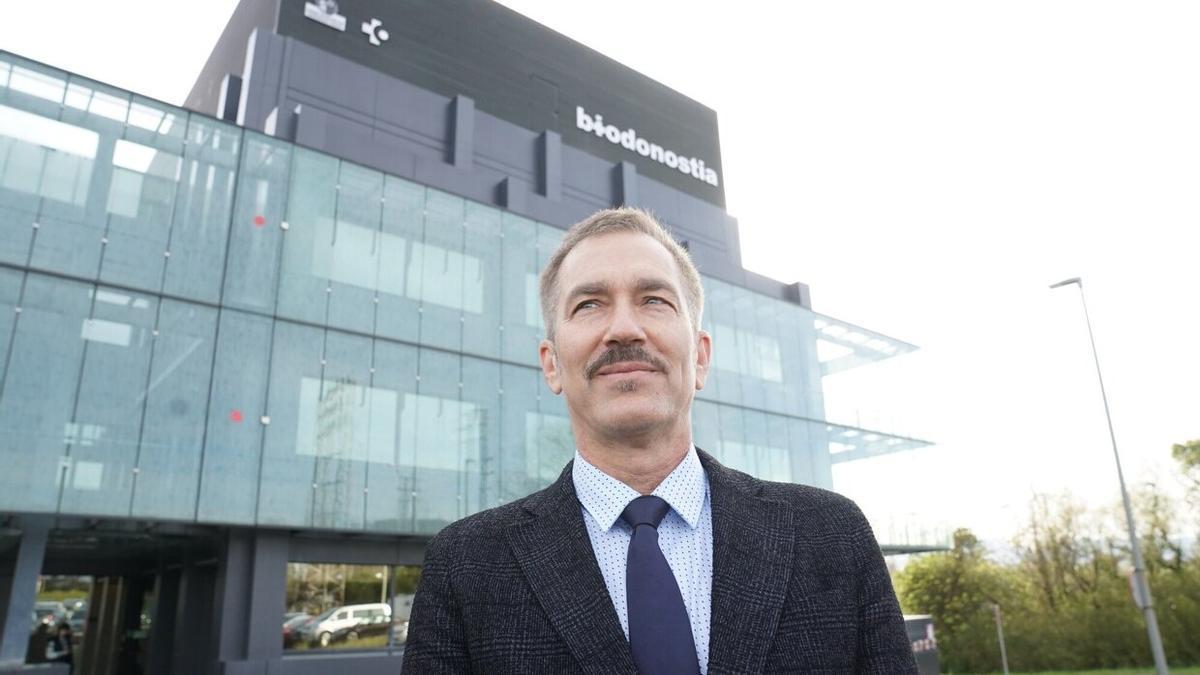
{"left": 0, "top": 1, "right": 933, "bottom": 672}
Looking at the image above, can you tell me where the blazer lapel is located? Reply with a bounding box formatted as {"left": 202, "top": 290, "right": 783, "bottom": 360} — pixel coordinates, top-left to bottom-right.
{"left": 505, "top": 463, "right": 637, "bottom": 675}
{"left": 701, "top": 450, "right": 795, "bottom": 675}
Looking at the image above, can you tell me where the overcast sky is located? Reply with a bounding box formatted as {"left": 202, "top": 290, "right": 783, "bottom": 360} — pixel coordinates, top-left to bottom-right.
{"left": 2, "top": 1, "right": 1197, "bottom": 545}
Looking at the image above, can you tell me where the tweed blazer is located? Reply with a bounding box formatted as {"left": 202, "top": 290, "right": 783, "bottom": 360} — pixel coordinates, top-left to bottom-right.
{"left": 402, "top": 450, "right": 917, "bottom": 674}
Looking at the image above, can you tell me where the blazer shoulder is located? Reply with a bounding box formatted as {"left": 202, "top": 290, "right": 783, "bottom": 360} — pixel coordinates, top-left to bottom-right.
{"left": 758, "top": 479, "right": 865, "bottom": 518}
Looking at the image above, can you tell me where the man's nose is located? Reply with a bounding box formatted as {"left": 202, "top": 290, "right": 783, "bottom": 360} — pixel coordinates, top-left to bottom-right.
{"left": 602, "top": 300, "right": 647, "bottom": 344}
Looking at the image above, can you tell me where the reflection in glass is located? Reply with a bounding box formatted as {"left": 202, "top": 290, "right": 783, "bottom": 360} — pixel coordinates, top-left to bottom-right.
{"left": 284, "top": 562, "right": 392, "bottom": 651}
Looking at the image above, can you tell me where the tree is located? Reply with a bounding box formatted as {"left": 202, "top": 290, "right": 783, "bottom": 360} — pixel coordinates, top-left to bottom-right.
{"left": 1172, "top": 439, "right": 1200, "bottom": 511}
{"left": 895, "top": 529, "right": 1015, "bottom": 673}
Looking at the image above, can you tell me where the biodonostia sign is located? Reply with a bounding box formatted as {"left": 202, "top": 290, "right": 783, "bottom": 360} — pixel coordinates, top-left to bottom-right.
{"left": 575, "top": 106, "right": 719, "bottom": 187}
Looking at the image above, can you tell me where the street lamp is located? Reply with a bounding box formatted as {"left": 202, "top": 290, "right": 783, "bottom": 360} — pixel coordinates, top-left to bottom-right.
{"left": 987, "top": 603, "right": 1009, "bottom": 675}
{"left": 1050, "top": 277, "right": 1168, "bottom": 675}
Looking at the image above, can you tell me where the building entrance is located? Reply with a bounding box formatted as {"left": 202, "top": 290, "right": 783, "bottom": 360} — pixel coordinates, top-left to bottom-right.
{"left": 0, "top": 520, "right": 218, "bottom": 675}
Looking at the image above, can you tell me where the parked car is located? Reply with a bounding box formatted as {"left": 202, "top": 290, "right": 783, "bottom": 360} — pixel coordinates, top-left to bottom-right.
{"left": 282, "top": 613, "right": 312, "bottom": 648}
{"left": 329, "top": 610, "right": 391, "bottom": 645}
{"left": 32, "top": 602, "right": 69, "bottom": 630}
{"left": 297, "top": 603, "right": 391, "bottom": 648}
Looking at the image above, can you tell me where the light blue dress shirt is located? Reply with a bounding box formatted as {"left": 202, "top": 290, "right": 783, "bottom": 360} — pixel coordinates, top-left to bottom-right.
{"left": 572, "top": 446, "right": 713, "bottom": 673}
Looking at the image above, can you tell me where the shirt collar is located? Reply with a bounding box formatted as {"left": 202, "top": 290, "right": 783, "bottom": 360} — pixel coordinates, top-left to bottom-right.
{"left": 572, "top": 445, "right": 708, "bottom": 531}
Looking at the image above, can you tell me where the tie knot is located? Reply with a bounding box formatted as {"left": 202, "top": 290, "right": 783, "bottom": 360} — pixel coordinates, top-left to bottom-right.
{"left": 620, "top": 495, "right": 671, "bottom": 529}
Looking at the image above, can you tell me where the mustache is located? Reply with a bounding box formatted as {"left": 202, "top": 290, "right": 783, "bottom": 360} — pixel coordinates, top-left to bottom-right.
{"left": 585, "top": 344, "right": 668, "bottom": 380}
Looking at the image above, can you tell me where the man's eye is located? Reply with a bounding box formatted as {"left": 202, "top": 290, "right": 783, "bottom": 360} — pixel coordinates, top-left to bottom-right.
{"left": 646, "top": 296, "right": 672, "bottom": 307}
{"left": 574, "top": 300, "right": 599, "bottom": 312}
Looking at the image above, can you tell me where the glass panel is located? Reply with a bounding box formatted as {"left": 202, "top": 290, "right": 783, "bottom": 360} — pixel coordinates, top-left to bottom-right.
{"left": 533, "top": 377, "right": 572, "bottom": 490}
{"left": 130, "top": 300, "right": 218, "bottom": 520}
{"left": 0, "top": 270, "right": 17, "bottom": 391}
{"left": 98, "top": 139, "right": 181, "bottom": 292}
{"left": 196, "top": 309, "right": 271, "bottom": 524}
{"left": 777, "top": 302, "right": 810, "bottom": 418}
{"left": 714, "top": 403, "right": 746, "bottom": 475}
{"left": 499, "top": 213, "right": 539, "bottom": 366}
{"left": 58, "top": 286, "right": 158, "bottom": 517}
{"left": 461, "top": 201, "right": 501, "bottom": 360}
{"left": 0, "top": 274, "right": 91, "bottom": 513}
{"left": 277, "top": 149, "right": 337, "bottom": 325}
{"left": 363, "top": 339, "right": 419, "bottom": 532}
{"left": 59, "top": 78, "right": 129, "bottom": 135}
{"left": 389, "top": 565, "right": 421, "bottom": 646}
{"left": 701, "top": 277, "right": 741, "bottom": 407}
{"left": 0, "top": 103, "right": 100, "bottom": 275}
{"left": 127, "top": 96, "right": 185, "bottom": 140}
{"left": 0, "top": 187, "right": 35, "bottom": 269}
{"left": 408, "top": 349, "right": 463, "bottom": 533}
{"left": 284, "top": 563, "right": 390, "bottom": 651}
{"left": 461, "top": 355, "right": 499, "bottom": 511}
{"left": 307, "top": 330, "right": 372, "bottom": 530}
{"left": 790, "top": 417, "right": 829, "bottom": 489}
{"left": 160, "top": 116, "right": 242, "bottom": 303}
{"left": 325, "top": 161, "right": 383, "bottom": 336}
{"left": 415, "top": 189, "right": 465, "bottom": 352}
{"left": 691, "top": 398, "right": 720, "bottom": 456}
{"left": 534, "top": 222, "right": 563, "bottom": 342}
{"left": 374, "top": 176, "right": 424, "bottom": 343}
{"left": 7, "top": 65, "right": 66, "bottom": 105}
{"left": 221, "top": 133, "right": 290, "bottom": 312}
{"left": 499, "top": 363, "right": 539, "bottom": 504}
{"left": 257, "top": 321, "right": 325, "bottom": 527}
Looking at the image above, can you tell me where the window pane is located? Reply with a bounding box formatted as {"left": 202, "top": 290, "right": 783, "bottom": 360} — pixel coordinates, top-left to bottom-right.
{"left": 284, "top": 563, "right": 390, "bottom": 652}
{"left": 98, "top": 139, "right": 181, "bottom": 292}
{"left": 196, "top": 309, "right": 271, "bottom": 524}
{"left": 221, "top": 133, "right": 290, "bottom": 312}
{"left": 130, "top": 300, "right": 218, "bottom": 520}
{"left": 374, "top": 176, "right": 423, "bottom": 343}
{"left": 415, "top": 189, "right": 465, "bottom": 352}
{"left": 0, "top": 268, "right": 20, "bottom": 388}
{"left": 408, "top": 348, "right": 463, "bottom": 533}
{"left": 277, "top": 149, "right": 337, "bottom": 325}
{"left": 461, "top": 202, "right": 501, "bottom": 360}
{"left": 325, "top": 162, "right": 383, "bottom": 336}
{"left": 498, "top": 363, "right": 540, "bottom": 504}
{"left": 0, "top": 274, "right": 91, "bottom": 513}
{"left": 257, "top": 321, "right": 325, "bottom": 527}
{"left": 499, "top": 213, "right": 539, "bottom": 366}
{"left": 160, "top": 116, "right": 242, "bottom": 303}
{"left": 363, "top": 339, "right": 418, "bottom": 532}
{"left": 461, "top": 355, "right": 499, "bottom": 511}
{"left": 58, "top": 286, "right": 159, "bottom": 517}
{"left": 389, "top": 565, "right": 422, "bottom": 646}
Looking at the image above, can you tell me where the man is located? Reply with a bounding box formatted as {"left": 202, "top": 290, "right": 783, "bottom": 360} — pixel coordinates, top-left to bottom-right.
{"left": 403, "top": 208, "right": 916, "bottom": 674}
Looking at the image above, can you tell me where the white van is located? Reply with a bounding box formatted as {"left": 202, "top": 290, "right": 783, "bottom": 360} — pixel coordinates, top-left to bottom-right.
{"left": 304, "top": 603, "right": 391, "bottom": 647}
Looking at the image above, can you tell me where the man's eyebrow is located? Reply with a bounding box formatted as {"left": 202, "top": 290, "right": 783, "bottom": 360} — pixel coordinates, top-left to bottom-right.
{"left": 633, "top": 277, "right": 678, "bottom": 296}
{"left": 563, "top": 281, "right": 612, "bottom": 307}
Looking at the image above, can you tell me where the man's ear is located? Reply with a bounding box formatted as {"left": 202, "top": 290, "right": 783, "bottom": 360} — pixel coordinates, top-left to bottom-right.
{"left": 694, "top": 329, "right": 712, "bottom": 390}
{"left": 539, "top": 339, "right": 563, "bottom": 395}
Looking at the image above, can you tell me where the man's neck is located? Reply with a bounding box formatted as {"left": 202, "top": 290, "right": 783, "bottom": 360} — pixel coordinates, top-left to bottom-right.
{"left": 576, "top": 431, "right": 693, "bottom": 495}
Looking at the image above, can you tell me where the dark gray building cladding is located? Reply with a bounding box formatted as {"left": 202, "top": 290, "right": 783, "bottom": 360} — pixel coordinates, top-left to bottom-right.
{"left": 186, "top": 0, "right": 807, "bottom": 306}
{"left": 0, "top": 1, "right": 933, "bottom": 673}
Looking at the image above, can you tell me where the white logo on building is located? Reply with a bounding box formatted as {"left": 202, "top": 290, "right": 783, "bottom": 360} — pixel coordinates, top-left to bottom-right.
{"left": 361, "top": 18, "right": 390, "bottom": 46}
{"left": 575, "top": 106, "right": 719, "bottom": 187}
{"left": 304, "top": 0, "right": 346, "bottom": 32}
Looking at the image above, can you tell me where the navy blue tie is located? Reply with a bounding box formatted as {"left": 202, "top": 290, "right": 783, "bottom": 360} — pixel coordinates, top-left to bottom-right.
{"left": 621, "top": 495, "right": 699, "bottom": 674}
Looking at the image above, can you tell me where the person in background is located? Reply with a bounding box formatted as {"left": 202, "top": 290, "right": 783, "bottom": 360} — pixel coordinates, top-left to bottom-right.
{"left": 45, "top": 621, "right": 73, "bottom": 673}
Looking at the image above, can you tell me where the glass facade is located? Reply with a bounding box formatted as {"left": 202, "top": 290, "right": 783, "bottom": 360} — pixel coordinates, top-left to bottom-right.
{"left": 0, "top": 53, "right": 923, "bottom": 536}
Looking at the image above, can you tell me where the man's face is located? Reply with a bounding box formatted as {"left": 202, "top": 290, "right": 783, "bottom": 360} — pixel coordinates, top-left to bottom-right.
{"left": 539, "top": 231, "right": 711, "bottom": 442}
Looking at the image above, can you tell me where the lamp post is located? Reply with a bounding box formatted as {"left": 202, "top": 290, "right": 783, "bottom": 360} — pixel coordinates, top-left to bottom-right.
{"left": 988, "top": 603, "right": 1009, "bottom": 675}
{"left": 1050, "top": 277, "right": 1169, "bottom": 675}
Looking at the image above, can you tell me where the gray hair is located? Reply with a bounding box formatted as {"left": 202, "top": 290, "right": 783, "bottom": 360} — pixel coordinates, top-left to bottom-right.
{"left": 538, "top": 208, "right": 704, "bottom": 341}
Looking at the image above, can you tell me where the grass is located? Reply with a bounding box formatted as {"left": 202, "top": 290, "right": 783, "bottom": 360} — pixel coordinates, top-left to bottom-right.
{"left": 964, "top": 662, "right": 1200, "bottom": 667}
{"left": 966, "top": 669, "right": 1200, "bottom": 675}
